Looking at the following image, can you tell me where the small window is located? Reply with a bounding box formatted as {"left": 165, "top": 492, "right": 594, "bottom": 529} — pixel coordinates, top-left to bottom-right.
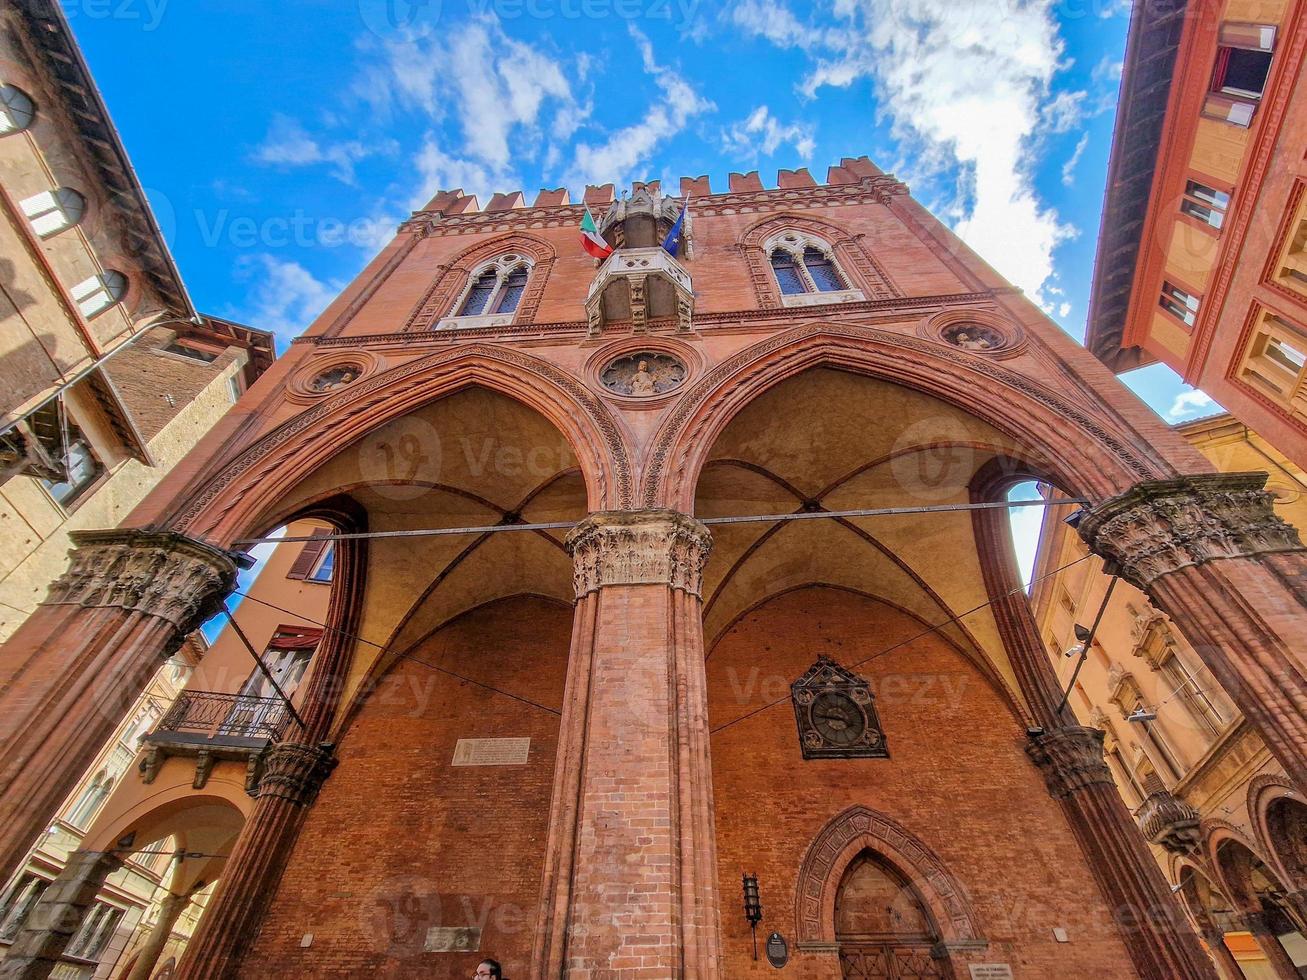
{"left": 1214, "top": 47, "right": 1273, "bottom": 99}
{"left": 459, "top": 270, "right": 498, "bottom": 316}
{"left": 0, "top": 84, "right": 35, "bottom": 135}
{"left": 71, "top": 271, "right": 127, "bottom": 319}
{"left": 1266, "top": 335, "right": 1307, "bottom": 373}
{"left": 164, "top": 341, "right": 219, "bottom": 363}
{"left": 0, "top": 875, "right": 49, "bottom": 942}
{"left": 803, "top": 247, "right": 844, "bottom": 292}
{"left": 67, "top": 770, "right": 114, "bottom": 829}
{"left": 21, "top": 187, "right": 86, "bottom": 238}
{"left": 307, "top": 541, "right": 335, "bottom": 583}
{"left": 770, "top": 250, "right": 807, "bottom": 295}
{"left": 65, "top": 902, "right": 123, "bottom": 961}
{"left": 43, "top": 431, "right": 103, "bottom": 506}
{"left": 1159, "top": 282, "right": 1200, "bottom": 327}
{"left": 1179, "top": 180, "right": 1230, "bottom": 229}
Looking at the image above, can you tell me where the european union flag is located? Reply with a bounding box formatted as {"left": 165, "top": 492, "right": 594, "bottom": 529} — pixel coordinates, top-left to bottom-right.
{"left": 662, "top": 197, "right": 690, "bottom": 257}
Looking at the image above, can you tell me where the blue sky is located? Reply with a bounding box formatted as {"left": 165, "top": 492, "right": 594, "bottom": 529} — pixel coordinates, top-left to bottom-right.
{"left": 69, "top": 0, "right": 1221, "bottom": 426}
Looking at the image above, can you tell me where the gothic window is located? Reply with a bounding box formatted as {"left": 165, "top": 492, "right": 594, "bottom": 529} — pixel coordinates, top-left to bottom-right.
{"left": 0, "top": 85, "right": 35, "bottom": 135}
{"left": 21, "top": 188, "right": 86, "bottom": 238}
{"left": 767, "top": 234, "right": 849, "bottom": 297}
{"left": 452, "top": 255, "right": 533, "bottom": 321}
{"left": 71, "top": 270, "right": 127, "bottom": 320}
{"left": 67, "top": 769, "right": 114, "bottom": 829}
{"left": 0, "top": 874, "right": 48, "bottom": 942}
{"left": 65, "top": 902, "right": 123, "bottom": 961}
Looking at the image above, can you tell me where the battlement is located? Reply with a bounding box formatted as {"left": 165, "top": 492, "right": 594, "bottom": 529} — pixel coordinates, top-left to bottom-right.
{"left": 414, "top": 156, "right": 889, "bottom": 218}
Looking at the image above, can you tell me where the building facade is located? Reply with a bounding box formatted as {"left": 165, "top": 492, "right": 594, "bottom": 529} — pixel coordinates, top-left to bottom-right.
{"left": 1, "top": 158, "right": 1307, "bottom": 980}
{"left": 1085, "top": 0, "right": 1307, "bottom": 466}
{"left": 1031, "top": 415, "right": 1307, "bottom": 979}
{"left": 0, "top": 0, "right": 273, "bottom": 643}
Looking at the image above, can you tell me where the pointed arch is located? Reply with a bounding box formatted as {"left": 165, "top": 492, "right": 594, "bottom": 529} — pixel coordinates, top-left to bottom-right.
{"left": 1248, "top": 775, "right": 1307, "bottom": 890}
{"left": 403, "top": 232, "right": 556, "bottom": 330}
{"left": 166, "top": 344, "right": 632, "bottom": 542}
{"left": 794, "top": 805, "right": 984, "bottom": 948}
{"left": 643, "top": 322, "right": 1174, "bottom": 510}
{"left": 740, "top": 212, "right": 899, "bottom": 307}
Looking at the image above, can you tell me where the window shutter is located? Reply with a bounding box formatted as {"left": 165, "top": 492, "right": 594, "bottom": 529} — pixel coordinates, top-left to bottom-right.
{"left": 1219, "top": 22, "right": 1275, "bottom": 51}
{"left": 287, "top": 529, "right": 331, "bottom": 580}
{"left": 1202, "top": 93, "right": 1254, "bottom": 127}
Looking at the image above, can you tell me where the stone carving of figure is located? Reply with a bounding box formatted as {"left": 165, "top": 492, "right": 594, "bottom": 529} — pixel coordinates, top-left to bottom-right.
{"left": 630, "top": 360, "right": 656, "bottom": 396}
{"left": 313, "top": 367, "right": 359, "bottom": 392}
{"left": 951, "top": 329, "right": 995, "bottom": 351}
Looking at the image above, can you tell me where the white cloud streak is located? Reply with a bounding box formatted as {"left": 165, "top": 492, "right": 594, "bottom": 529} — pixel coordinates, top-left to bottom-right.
{"left": 252, "top": 114, "right": 395, "bottom": 184}
{"left": 232, "top": 254, "right": 341, "bottom": 343}
{"left": 722, "top": 105, "right": 816, "bottom": 160}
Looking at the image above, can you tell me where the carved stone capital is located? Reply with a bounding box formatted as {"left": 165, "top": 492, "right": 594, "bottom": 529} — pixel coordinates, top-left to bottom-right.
{"left": 565, "top": 509, "right": 713, "bottom": 598}
{"left": 1026, "top": 726, "right": 1115, "bottom": 799}
{"left": 45, "top": 529, "right": 238, "bottom": 633}
{"left": 1136, "top": 790, "right": 1202, "bottom": 854}
{"left": 1078, "top": 473, "right": 1305, "bottom": 590}
{"left": 256, "top": 742, "right": 337, "bottom": 806}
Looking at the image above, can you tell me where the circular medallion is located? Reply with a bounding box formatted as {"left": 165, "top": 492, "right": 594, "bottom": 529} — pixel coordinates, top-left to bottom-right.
{"left": 310, "top": 365, "right": 363, "bottom": 393}
{"left": 599, "top": 351, "right": 687, "bottom": 397}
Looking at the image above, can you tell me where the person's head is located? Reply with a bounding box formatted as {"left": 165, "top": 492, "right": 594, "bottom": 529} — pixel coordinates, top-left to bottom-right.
{"left": 474, "top": 960, "right": 502, "bottom": 979}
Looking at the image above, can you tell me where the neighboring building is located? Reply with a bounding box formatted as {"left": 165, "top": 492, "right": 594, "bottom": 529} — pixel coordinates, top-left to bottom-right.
{"left": 1085, "top": 0, "right": 1307, "bottom": 467}
{"left": 1031, "top": 414, "right": 1307, "bottom": 978}
{"left": 0, "top": 0, "right": 273, "bottom": 642}
{"left": 4, "top": 158, "right": 1307, "bottom": 980}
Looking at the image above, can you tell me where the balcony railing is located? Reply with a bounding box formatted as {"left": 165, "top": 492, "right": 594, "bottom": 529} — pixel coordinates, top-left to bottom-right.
{"left": 153, "top": 691, "right": 289, "bottom": 745}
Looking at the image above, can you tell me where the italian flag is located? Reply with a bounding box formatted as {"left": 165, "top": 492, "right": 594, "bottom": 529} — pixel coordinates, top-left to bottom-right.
{"left": 580, "top": 205, "right": 613, "bottom": 259}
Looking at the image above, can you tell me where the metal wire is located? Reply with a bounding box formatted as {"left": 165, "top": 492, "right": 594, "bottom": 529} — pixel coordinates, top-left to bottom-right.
{"left": 232, "top": 498, "right": 1088, "bottom": 546}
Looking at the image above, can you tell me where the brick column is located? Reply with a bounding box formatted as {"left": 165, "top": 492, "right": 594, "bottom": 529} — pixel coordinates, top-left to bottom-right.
{"left": 0, "top": 849, "right": 124, "bottom": 979}
{"left": 532, "top": 510, "right": 721, "bottom": 979}
{"left": 125, "top": 888, "right": 190, "bottom": 980}
{"left": 0, "top": 530, "right": 236, "bottom": 883}
{"left": 1077, "top": 474, "right": 1307, "bottom": 791}
{"left": 175, "top": 741, "right": 336, "bottom": 980}
{"left": 1027, "top": 727, "right": 1219, "bottom": 979}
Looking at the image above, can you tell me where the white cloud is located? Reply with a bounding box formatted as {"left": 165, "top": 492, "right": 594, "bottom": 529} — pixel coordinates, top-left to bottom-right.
{"left": 1044, "top": 90, "right": 1088, "bottom": 133}
{"left": 233, "top": 254, "right": 341, "bottom": 342}
{"left": 733, "top": 0, "right": 1078, "bottom": 307}
{"left": 722, "top": 105, "right": 817, "bottom": 160}
{"left": 568, "top": 25, "right": 714, "bottom": 188}
{"left": 252, "top": 115, "right": 393, "bottom": 184}
{"left": 1062, "top": 134, "right": 1089, "bottom": 186}
{"left": 1167, "top": 390, "right": 1217, "bottom": 422}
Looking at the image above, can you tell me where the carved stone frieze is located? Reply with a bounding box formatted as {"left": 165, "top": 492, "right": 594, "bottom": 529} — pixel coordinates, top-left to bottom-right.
{"left": 565, "top": 509, "right": 712, "bottom": 598}
{"left": 1026, "top": 726, "right": 1116, "bottom": 799}
{"left": 256, "top": 742, "right": 337, "bottom": 807}
{"left": 44, "top": 530, "right": 238, "bottom": 633}
{"left": 1078, "top": 473, "right": 1306, "bottom": 590}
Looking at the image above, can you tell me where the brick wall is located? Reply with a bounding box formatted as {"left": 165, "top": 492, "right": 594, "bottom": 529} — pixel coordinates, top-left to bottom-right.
{"left": 104, "top": 330, "right": 238, "bottom": 443}
{"left": 244, "top": 595, "right": 570, "bottom": 979}
{"left": 707, "top": 587, "right": 1137, "bottom": 979}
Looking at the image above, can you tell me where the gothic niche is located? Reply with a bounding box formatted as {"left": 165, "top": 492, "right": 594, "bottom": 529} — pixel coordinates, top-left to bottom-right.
{"left": 599, "top": 352, "right": 687, "bottom": 398}
{"left": 310, "top": 365, "right": 362, "bottom": 392}
{"left": 941, "top": 322, "right": 1004, "bottom": 352}
{"left": 791, "top": 656, "right": 888, "bottom": 760}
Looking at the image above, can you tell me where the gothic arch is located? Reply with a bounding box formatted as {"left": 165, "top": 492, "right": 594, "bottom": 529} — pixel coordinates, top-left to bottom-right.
{"left": 403, "top": 232, "right": 556, "bottom": 330}
{"left": 1248, "top": 775, "right": 1307, "bottom": 890}
{"left": 644, "top": 322, "right": 1173, "bottom": 510}
{"left": 740, "top": 213, "right": 899, "bottom": 307}
{"left": 794, "top": 804, "right": 983, "bottom": 947}
{"left": 165, "top": 344, "right": 633, "bottom": 542}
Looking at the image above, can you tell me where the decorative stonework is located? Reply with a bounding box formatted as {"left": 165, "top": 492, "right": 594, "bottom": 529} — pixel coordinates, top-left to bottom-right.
{"left": 740, "top": 213, "right": 900, "bottom": 309}
{"left": 794, "top": 805, "right": 983, "bottom": 947}
{"left": 309, "top": 365, "right": 362, "bottom": 392}
{"left": 1137, "top": 790, "right": 1202, "bottom": 854}
{"left": 257, "top": 742, "right": 337, "bottom": 806}
{"left": 402, "top": 234, "right": 555, "bottom": 332}
{"left": 45, "top": 530, "right": 237, "bottom": 634}
{"left": 286, "top": 348, "right": 383, "bottom": 404}
{"left": 918, "top": 308, "right": 1026, "bottom": 359}
{"left": 1077, "top": 473, "right": 1306, "bottom": 590}
{"left": 599, "top": 352, "right": 687, "bottom": 397}
{"left": 565, "top": 509, "right": 712, "bottom": 598}
{"left": 1026, "top": 726, "right": 1115, "bottom": 799}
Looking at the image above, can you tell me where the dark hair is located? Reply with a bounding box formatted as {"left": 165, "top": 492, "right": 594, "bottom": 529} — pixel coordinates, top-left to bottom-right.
{"left": 479, "top": 960, "right": 503, "bottom": 979}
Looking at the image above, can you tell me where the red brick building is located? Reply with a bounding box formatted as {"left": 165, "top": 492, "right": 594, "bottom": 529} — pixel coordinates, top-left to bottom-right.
{"left": 2, "top": 159, "right": 1307, "bottom": 980}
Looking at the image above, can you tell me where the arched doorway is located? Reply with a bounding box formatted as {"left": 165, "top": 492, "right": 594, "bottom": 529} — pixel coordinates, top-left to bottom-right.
{"left": 1215, "top": 837, "right": 1307, "bottom": 977}
{"left": 835, "top": 850, "right": 951, "bottom": 980}
{"left": 1265, "top": 797, "right": 1307, "bottom": 927}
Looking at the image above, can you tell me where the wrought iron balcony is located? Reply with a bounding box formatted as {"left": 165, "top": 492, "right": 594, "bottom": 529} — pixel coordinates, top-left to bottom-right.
{"left": 140, "top": 691, "right": 290, "bottom": 791}
{"left": 585, "top": 247, "right": 693, "bottom": 336}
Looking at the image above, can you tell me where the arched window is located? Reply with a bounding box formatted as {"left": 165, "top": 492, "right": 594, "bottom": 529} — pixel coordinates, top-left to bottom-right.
{"left": 21, "top": 187, "right": 86, "bottom": 238}
{"left": 68, "top": 769, "right": 114, "bottom": 829}
{"left": 71, "top": 270, "right": 127, "bottom": 319}
{"left": 452, "top": 255, "right": 533, "bottom": 321}
{"left": 0, "top": 85, "right": 35, "bottom": 135}
{"left": 765, "top": 233, "right": 852, "bottom": 298}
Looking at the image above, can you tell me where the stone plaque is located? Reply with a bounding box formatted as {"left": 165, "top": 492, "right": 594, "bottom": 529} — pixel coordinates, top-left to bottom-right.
{"left": 424, "top": 925, "right": 481, "bottom": 952}
{"left": 451, "top": 737, "right": 531, "bottom": 767}
{"left": 765, "top": 931, "right": 788, "bottom": 968}
{"left": 969, "top": 966, "right": 1014, "bottom": 980}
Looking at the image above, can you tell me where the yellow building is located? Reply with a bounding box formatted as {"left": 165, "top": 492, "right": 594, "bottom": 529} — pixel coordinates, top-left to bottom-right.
{"left": 1030, "top": 414, "right": 1307, "bottom": 978}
